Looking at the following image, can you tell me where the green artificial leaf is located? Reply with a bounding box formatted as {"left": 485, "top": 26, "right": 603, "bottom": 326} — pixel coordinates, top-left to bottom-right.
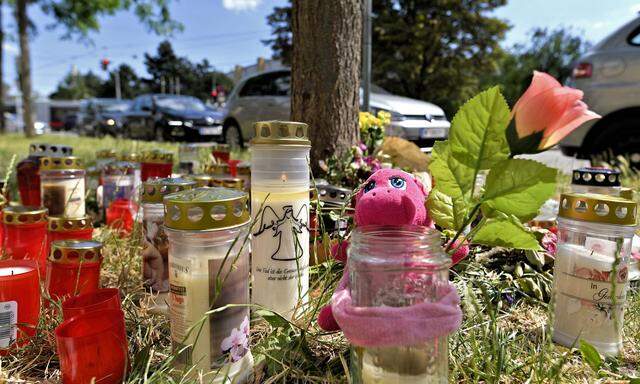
{"left": 449, "top": 86, "right": 511, "bottom": 171}
{"left": 427, "top": 189, "right": 468, "bottom": 231}
{"left": 473, "top": 218, "right": 542, "bottom": 250}
{"left": 428, "top": 141, "right": 475, "bottom": 230}
{"left": 482, "top": 159, "right": 558, "bottom": 222}
{"left": 579, "top": 339, "right": 603, "bottom": 373}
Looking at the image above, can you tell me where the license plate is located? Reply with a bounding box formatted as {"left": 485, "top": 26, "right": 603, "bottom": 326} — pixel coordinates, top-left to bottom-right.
{"left": 421, "top": 128, "right": 446, "bottom": 138}
{"left": 199, "top": 126, "right": 222, "bottom": 136}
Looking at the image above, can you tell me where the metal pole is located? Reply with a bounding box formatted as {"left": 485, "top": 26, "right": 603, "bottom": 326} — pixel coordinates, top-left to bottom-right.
{"left": 362, "top": 0, "right": 372, "bottom": 112}
{"left": 115, "top": 69, "right": 121, "bottom": 100}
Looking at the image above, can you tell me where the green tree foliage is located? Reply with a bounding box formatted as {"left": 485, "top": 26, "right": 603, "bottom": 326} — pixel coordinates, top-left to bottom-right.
{"left": 481, "top": 27, "right": 591, "bottom": 105}
{"left": 264, "top": 0, "right": 509, "bottom": 115}
{"left": 143, "top": 40, "right": 233, "bottom": 101}
{"left": 49, "top": 69, "right": 103, "bottom": 99}
{"left": 100, "top": 63, "right": 147, "bottom": 99}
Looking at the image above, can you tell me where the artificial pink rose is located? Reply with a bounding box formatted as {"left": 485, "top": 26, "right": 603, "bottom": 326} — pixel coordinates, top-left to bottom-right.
{"left": 508, "top": 71, "right": 601, "bottom": 154}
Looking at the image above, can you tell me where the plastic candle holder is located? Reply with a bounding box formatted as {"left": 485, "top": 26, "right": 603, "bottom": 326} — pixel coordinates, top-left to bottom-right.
{"left": 39, "top": 156, "right": 86, "bottom": 218}
{"left": 204, "top": 162, "right": 230, "bottom": 177}
{"left": 164, "top": 187, "right": 253, "bottom": 380}
{"left": 178, "top": 143, "right": 216, "bottom": 174}
{"left": 0, "top": 260, "right": 40, "bottom": 354}
{"left": 571, "top": 167, "right": 622, "bottom": 196}
{"left": 106, "top": 199, "right": 138, "bottom": 235}
{"left": 348, "top": 226, "right": 451, "bottom": 383}
{"left": 553, "top": 193, "right": 637, "bottom": 355}
{"left": 250, "top": 121, "right": 311, "bottom": 320}
{"left": 102, "top": 161, "right": 138, "bottom": 212}
{"left": 0, "top": 195, "right": 5, "bottom": 250}
{"left": 212, "top": 143, "right": 230, "bottom": 163}
{"left": 140, "top": 177, "right": 195, "bottom": 314}
{"left": 17, "top": 143, "right": 73, "bottom": 206}
{"left": 55, "top": 308, "right": 128, "bottom": 384}
{"left": 46, "top": 240, "right": 103, "bottom": 302}
{"left": 140, "top": 149, "right": 173, "bottom": 182}
{"left": 2, "top": 205, "right": 48, "bottom": 276}
{"left": 46, "top": 215, "right": 93, "bottom": 259}
{"left": 61, "top": 288, "right": 121, "bottom": 320}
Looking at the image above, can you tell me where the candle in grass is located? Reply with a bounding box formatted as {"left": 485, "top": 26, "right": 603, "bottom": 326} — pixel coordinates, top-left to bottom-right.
{"left": 0, "top": 260, "right": 40, "bottom": 353}
{"left": 39, "top": 156, "right": 86, "bottom": 218}
{"left": 164, "top": 188, "right": 253, "bottom": 381}
{"left": 250, "top": 121, "right": 311, "bottom": 321}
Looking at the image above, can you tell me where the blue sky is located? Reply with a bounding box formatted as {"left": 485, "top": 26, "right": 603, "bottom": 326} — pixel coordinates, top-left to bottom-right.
{"left": 3, "top": 0, "right": 640, "bottom": 96}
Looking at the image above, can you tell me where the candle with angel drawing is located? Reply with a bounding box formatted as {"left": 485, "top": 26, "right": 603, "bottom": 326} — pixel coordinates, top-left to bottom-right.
{"left": 39, "top": 156, "right": 85, "bottom": 218}
{"left": 553, "top": 193, "right": 637, "bottom": 355}
{"left": 164, "top": 187, "right": 253, "bottom": 381}
{"left": 141, "top": 177, "right": 196, "bottom": 314}
{"left": 250, "top": 121, "right": 311, "bottom": 320}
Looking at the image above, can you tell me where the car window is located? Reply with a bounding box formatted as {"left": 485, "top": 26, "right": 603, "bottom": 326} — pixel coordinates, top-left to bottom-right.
{"left": 239, "top": 75, "right": 271, "bottom": 97}
{"left": 272, "top": 73, "right": 291, "bottom": 96}
{"left": 628, "top": 26, "right": 640, "bottom": 46}
{"left": 155, "top": 96, "right": 206, "bottom": 111}
{"left": 238, "top": 71, "right": 291, "bottom": 97}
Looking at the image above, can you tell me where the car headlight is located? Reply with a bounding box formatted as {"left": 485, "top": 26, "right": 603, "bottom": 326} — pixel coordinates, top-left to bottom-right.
{"left": 184, "top": 121, "right": 193, "bottom": 128}
{"left": 168, "top": 120, "right": 183, "bottom": 126}
{"left": 106, "top": 119, "right": 115, "bottom": 126}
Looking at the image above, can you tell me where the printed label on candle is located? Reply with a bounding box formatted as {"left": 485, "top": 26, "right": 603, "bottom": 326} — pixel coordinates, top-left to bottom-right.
{"left": 0, "top": 301, "right": 17, "bottom": 348}
{"left": 251, "top": 189, "right": 309, "bottom": 319}
{"left": 42, "top": 179, "right": 85, "bottom": 217}
{"left": 585, "top": 237, "right": 618, "bottom": 257}
{"left": 143, "top": 217, "right": 169, "bottom": 294}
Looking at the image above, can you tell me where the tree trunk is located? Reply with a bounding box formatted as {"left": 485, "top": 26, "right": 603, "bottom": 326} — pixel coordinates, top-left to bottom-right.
{"left": 16, "top": 0, "right": 33, "bottom": 137}
{"left": 0, "top": 0, "right": 5, "bottom": 133}
{"left": 291, "top": 0, "right": 362, "bottom": 175}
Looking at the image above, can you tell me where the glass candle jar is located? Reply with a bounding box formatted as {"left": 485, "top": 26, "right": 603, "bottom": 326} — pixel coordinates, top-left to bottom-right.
{"left": 165, "top": 187, "right": 253, "bottom": 381}
{"left": 102, "top": 161, "right": 137, "bottom": 213}
{"left": 40, "top": 156, "right": 86, "bottom": 218}
{"left": 46, "top": 215, "right": 93, "bottom": 260}
{"left": 17, "top": 143, "right": 73, "bottom": 206}
{"left": 46, "top": 240, "right": 103, "bottom": 302}
{"left": 236, "top": 161, "right": 251, "bottom": 191}
{"left": 178, "top": 143, "right": 215, "bottom": 174}
{"left": 212, "top": 144, "right": 230, "bottom": 163}
{"left": 571, "top": 167, "right": 621, "bottom": 196}
{"left": 95, "top": 149, "right": 117, "bottom": 170}
{"left": 348, "top": 226, "right": 451, "bottom": 383}
{"left": 3, "top": 206, "right": 48, "bottom": 276}
{"left": 553, "top": 193, "right": 637, "bottom": 355}
{"left": 106, "top": 198, "right": 138, "bottom": 235}
{"left": 118, "top": 152, "right": 142, "bottom": 198}
{"left": 250, "top": 121, "right": 311, "bottom": 320}
{"left": 0, "top": 259, "right": 40, "bottom": 353}
{"left": 204, "top": 162, "right": 230, "bottom": 177}
{"left": 141, "top": 177, "right": 196, "bottom": 314}
{"left": 140, "top": 149, "right": 174, "bottom": 182}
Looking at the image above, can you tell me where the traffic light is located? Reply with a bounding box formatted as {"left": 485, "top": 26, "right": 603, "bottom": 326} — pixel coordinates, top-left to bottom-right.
{"left": 100, "top": 58, "right": 110, "bottom": 71}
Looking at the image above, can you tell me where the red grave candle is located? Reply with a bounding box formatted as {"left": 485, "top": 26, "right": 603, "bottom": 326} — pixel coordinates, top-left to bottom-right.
{"left": 0, "top": 196, "right": 6, "bottom": 250}
{"left": 61, "top": 288, "right": 121, "bottom": 320}
{"left": 46, "top": 240, "right": 102, "bottom": 302}
{"left": 106, "top": 199, "right": 138, "bottom": 235}
{"left": 46, "top": 215, "right": 93, "bottom": 260}
{"left": 0, "top": 260, "right": 40, "bottom": 353}
{"left": 16, "top": 143, "right": 73, "bottom": 206}
{"left": 140, "top": 150, "right": 173, "bottom": 182}
{"left": 2, "top": 206, "right": 48, "bottom": 277}
{"left": 212, "top": 143, "right": 230, "bottom": 163}
{"left": 55, "top": 308, "right": 128, "bottom": 384}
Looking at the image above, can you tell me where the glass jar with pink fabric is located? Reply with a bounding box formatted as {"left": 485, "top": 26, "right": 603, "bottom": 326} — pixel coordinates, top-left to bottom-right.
{"left": 341, "top": 225, "right": 461, "bottom": 384}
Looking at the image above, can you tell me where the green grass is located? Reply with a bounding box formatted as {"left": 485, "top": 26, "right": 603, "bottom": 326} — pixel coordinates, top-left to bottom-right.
{"left": 0, "top": 134, "right": 638, "bottom": 383}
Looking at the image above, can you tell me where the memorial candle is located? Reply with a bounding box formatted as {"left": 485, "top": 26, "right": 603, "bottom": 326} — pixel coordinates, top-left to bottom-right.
{"left": 3, "top": 206, "right": 48, "bottom": 276}
{"left": 46, "top": 240, "right": 103, "bottom": 302}
{"left": 16, "top": 143, "right": 73, "bottom": 206}
{"left": 250, "top": 121, "right": 311, "bottom": 320}
{"left": 39, "top": 156, "right": 86, "bottom": 218}
{"left": 0, "top": 260, "right": 40, "bottom": 353}
{"left": 140, "top": 149, "right": 174, "bottom": 182}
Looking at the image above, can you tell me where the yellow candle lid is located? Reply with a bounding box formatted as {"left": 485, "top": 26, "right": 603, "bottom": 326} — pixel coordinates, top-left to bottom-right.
{"left": 204, "top": 162, "right": 229, "bottom": 175}
{"left": 190, "top": 174, "right": 217, "bottom": 187}
{"left": 559, "top": 193, "right": 637, "bottom": 226}
{"left": 48, "top": 215, "right": 93, "bottom": 232}
{"left": 96, "top": 148, "right": 117, "bottom": 159}
{"left": 40, "top": 156, "right": 84, "bottom": 171}
{"left": 30, "top": 143, "right": 73, "bottom": 156}
{"left": 250, "top": 120, "right": 311, "bottom": 147}
{"left": 140, "top": 149, "right": 174, "bottom": 164}
{"left": 163, "top": 187, "right": 249, "bottom": 231}
{"left": 118, "top": 152, "right": 140, "bottom": 162}
{"left": 50, "top": 240, "right": 102, "bottom": 263}
{"left": 0, "top": 195, "right": 5, "bottom": 210}
{"left": 142, "top": 177, "right": 197, "bottom": 204}
{"left": 3, "top": 205, "right": 48, "bottom": 225}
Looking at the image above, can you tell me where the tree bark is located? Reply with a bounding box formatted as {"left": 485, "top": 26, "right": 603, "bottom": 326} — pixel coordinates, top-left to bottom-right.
{"left": 16, "top": 0, "right": 33, "bottom": 137}
{"left": 291, "top": 0, "right": 362, "bottom": 175}
{"left": 0, "top": 0, "right": 5, "bottom": 133}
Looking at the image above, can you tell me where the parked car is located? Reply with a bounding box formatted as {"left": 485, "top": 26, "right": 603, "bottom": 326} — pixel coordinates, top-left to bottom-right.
{"left": 221, "top": 69, "right": 450, "bottom": 148}
{"left": 124, "top": 94, "right": 224, "bottom": 142}
{"left": 76, "top": 98, "right": 132, "bottom": 137}
{"left": 562, "top": 15, "right": 640, "bottom": 160}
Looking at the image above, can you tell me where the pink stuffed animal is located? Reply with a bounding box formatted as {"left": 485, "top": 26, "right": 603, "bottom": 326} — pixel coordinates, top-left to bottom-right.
{"left": 318, "top": 168, "right": 468, "bottom": 331}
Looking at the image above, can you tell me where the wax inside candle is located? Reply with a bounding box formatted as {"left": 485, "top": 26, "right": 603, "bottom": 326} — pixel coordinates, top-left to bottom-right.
{"left": 0, "top": 266, "right": 33, "bottom": 276}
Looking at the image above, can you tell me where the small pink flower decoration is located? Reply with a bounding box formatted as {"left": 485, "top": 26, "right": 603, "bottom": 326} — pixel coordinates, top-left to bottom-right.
{"left": 508, "top": 71, "right": 601, "bottom": 154}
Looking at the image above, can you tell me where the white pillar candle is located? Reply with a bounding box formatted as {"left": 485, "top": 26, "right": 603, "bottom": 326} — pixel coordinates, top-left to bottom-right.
{"left": 553, "top": 242, "right": 628, "bottom": 355}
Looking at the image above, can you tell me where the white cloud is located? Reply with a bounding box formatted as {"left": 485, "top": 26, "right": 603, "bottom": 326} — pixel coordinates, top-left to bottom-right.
{"left": 222, "top": 0, "right": 262, "bottom": 11}
{"left": 3, "top": 43, "right": 18, "bottom": 55}
{"left": 630, "top": 3, "right": 640, "bottom": 14}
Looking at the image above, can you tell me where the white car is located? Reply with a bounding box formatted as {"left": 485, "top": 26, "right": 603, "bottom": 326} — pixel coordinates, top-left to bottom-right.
{"left": 562, "top": 15, "right": 640, "bottom": 159}
{"left": 221, "top": 69, "right": 450, "bottom": 148}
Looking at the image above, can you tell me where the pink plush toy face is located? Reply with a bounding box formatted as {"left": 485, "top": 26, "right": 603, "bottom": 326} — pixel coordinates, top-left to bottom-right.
{"left": 355, "top": 169, "right": 432, "bottom": 227}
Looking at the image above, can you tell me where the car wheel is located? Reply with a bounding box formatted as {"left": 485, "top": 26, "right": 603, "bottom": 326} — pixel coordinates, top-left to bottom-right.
{"left": 224, "top": 124, "right": 243, "bottom": 149}
{"left": 588, "top": 117, "right": 640, "bottom": 164}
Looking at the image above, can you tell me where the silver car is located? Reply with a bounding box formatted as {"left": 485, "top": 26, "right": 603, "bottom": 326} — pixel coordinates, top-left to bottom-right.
{"left": 562, "top": 15, "right": 640, "bottom": 159}
{"left": 221, "top": 69, "right": 450, "bottom": 148}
